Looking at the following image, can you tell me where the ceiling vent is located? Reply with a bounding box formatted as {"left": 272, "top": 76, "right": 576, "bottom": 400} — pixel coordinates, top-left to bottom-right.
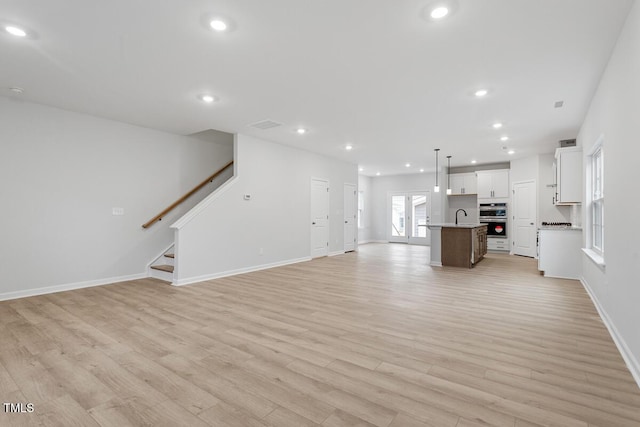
{"left": 554, "top": 100, "right": 564, "bottom": 108}
{"left": 560, "top": 138, "right": 576, "bottom": 147}
{"left": 249, "top": 119, "right": 283, "bottom": 130}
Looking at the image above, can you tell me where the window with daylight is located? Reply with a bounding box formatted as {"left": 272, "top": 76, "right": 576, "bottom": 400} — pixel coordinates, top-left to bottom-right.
{"left": 589, "top": 142, "right": 604, "bottom": 256}
{"left": 357, "top": 191, "right": 364, "bottom": 228}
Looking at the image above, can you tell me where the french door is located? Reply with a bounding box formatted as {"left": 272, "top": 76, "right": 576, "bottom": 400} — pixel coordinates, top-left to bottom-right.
{"left": 389, "top": 191, "right": 430, "bottom": 245}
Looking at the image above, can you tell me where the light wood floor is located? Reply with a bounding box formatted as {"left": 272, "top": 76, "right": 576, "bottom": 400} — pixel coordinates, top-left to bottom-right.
{"left": 1, "top": 244, "right": 639, "bottom": 427}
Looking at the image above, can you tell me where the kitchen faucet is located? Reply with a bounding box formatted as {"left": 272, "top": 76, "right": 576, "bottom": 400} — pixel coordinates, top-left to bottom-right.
{"left": 455, "top": 209, "right": 468, "bottom": 225}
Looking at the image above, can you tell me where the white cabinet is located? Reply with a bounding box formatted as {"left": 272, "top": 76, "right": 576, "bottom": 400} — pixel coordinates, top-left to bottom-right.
{"left": 477, "top": 169, "right": 509, "bottom": 199}
{"left": 488, "top": 237, "right": 509, "bottom": 251}
{"left": 555, "top": 147, "right": 582, "bottom": 205}
{"left": 449, "top": 173, "right": 477, "bottom": 195}
{"left": 538, "top": 229, "right": 581, "bottom": 279}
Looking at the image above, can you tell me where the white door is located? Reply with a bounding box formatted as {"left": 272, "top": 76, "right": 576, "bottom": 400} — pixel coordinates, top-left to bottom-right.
{"left": 344, "top": 184, "right": 356, "bottom": 252}
{"left": 311, "top": 178, "right": 329, "bottom": 258}
{"left": 389, "top": 191, "right": 431, "bottom": 245}
{"left": 512, "top": 180, "right": 537, "bottom": 257}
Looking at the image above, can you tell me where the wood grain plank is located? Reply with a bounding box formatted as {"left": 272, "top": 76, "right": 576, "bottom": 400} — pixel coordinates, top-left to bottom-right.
{"left": 0, "top": 243, "right": 637, "bottom": 426}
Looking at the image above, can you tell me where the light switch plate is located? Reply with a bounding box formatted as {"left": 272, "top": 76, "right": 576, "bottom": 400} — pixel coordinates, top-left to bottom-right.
{"left": 112, "top": 207, "right": 124, "bottom": 216}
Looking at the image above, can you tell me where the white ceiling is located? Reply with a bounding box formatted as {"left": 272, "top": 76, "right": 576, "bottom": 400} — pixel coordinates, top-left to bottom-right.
{"left": 0, "top": 0, "right": 633, "bottom": 175}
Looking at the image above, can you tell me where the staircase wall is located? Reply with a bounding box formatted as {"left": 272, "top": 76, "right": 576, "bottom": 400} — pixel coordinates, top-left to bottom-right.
{"left": 0, "top": 96, "right": 232, "bottom": 300}
{"left": 172, "top": 133, "right": 358, "bottom": 285}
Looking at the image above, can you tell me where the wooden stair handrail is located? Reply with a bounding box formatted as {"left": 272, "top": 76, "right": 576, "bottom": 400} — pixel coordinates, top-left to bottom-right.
{"left": 142, "top": 160, "right": 234, "bottom": 229}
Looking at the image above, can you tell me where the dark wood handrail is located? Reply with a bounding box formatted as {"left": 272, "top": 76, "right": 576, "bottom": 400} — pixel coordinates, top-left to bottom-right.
{"left": 142, "top": 160, "right": 234, "bottom": 228}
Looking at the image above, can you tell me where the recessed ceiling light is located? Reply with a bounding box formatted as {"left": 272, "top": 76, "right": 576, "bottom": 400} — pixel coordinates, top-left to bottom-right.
{"left": 405, "top": 163, "right": 411, "bottom": 168}
{"left": 359, "top": 167, "right": 364, "bottom": 172}
{"left": 376, "top": 172, "right": 381, "bottom": 176}
{"left": 9, "top": 87, "right": 24, "bottom": 94}
{"left": 471, "top": 160, "right": 477, "bottom": 164}
{"left": 500, "top": 136, "right": 509, "bottom": 141}
{"left": 199, "top": 94, "right": 217, "bottom": 103}
{"left": 5, "top": 26, "right": 27, "bottom": 37}
{"left": 420, "top": 168, "right": 425, "bottom": 173}
{"left": 210, "top": 19, "right": 228, "bottom": 32}
{"left": 475, "top": 89, "right": 488, "bottom": 97}
{"left": 430, "top": 7, "right": 449, "bottom": 19}
{"left": 508, "top": 150, "right": 515, "bottom": 155}
{"left": 345, "top": 145, "right": 353, "bottom": 151}
{"left": 296, "top": 128, "right": 307, "bottom": 135}
{"left": 492, "top": 123, "right": 503, "bottom": 129}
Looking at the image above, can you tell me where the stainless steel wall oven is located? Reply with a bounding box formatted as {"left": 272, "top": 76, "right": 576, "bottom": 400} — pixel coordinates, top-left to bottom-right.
{"left": 479, "top": 203, "right": 507, "bottom": 238}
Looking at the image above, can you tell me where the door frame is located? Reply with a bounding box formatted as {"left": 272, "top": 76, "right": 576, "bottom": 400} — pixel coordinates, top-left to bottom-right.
{"left": 387, "top": 189, "right": 432, "bottom": 245}
{"left": 310, "top": 177, "right": 330, "bottom": 258}
{"left": 511, "top": 179, "right": 538, "bottom": 257}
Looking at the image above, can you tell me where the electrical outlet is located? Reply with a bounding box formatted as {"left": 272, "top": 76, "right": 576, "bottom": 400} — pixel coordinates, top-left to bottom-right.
{"left": 112, "top": 207, "right": 124, "bottom": 216}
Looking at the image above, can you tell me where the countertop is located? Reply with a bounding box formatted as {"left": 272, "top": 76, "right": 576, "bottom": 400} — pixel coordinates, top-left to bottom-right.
{"left": 538, "top": 226, "right": 582, "bottom": 231}
{"left": 427, "top": 223, "right": 487, "bottom": 229}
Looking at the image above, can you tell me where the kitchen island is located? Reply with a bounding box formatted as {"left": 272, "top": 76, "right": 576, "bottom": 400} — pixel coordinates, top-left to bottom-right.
{"left": 427, "top": 224, "right": 488, "bottom": 268}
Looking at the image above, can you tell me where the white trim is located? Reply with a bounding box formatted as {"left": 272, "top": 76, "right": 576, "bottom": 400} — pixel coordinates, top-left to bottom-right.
{"left": 585, "top": 135, "right": 604, "bottom": 256}
{"left": 329, "top": 250, "right": 345, "bottom": 257}
{"left": 430, "top": 261, "right": 443, "bottom": 267}
{"left": 174, "top": 257, "right": 312, "bottom": 286}
{"left": 0, "top": 273, "right": 147, "bottom": 302}
{"left": 580, "top": 277, "right": 640, "bottom": 389}
{"left": 171, "top": 175, "right": 238, "bottom": 229}
{"left": 582, "top": 247, "right": 606, "bottom": 269}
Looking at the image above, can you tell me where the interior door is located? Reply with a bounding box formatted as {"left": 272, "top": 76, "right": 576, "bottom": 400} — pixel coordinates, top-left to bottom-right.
{"left": 311, "top": 178, "right": 329, "bottom": 258}
{"left": 389, "top": 191, "right": 430, "bottom": 245}
{"left": 512, "top": 180, "right": 537, "bottom": 257}
{"left": 344, "top": 184, "right": 356, "bottom": 252}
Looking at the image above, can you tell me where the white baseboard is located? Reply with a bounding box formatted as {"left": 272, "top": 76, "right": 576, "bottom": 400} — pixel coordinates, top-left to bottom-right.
{"left": 174, "top": 257, "right": 312, "bottom": 286}
{"left": 328, "top": 250, "right": 345, "bottom": 257}
{"left": 430, "top": 262, "right": 443, "bottom": 267}
{"left": 580, "top": 277, "right": 640, "bottom": 389}
{"left": 0, "top": 273, "right": 147, "bottom": 302}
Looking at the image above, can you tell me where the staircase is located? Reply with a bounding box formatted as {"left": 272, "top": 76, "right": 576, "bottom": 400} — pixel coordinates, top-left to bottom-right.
{"left": 149, "top": 249, "right": 175, "bottom": 283}
{"left": 142, "top": 160, "right": 235, "bottom": 285}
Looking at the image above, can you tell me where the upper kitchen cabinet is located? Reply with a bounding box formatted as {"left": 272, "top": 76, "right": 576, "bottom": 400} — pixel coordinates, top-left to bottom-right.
{"left": 449, "top": 173, "right": 477, "bottom": 195}
{"left": 555, "top": 147, "right": 582, "bottom": 205}
{"left": 477, "top": 169, "right": 509, "bottom": 199}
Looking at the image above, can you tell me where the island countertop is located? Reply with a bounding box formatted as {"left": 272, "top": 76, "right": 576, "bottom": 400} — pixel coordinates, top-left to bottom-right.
{"left": 428, "top": 224, "right": 488, "bottom": 268}
{"left": 427, "top": 223, "right": 486, "bottom": 229}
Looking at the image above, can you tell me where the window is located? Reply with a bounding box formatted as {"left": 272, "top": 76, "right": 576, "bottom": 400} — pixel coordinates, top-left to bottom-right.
{"left": 357, "top": 191, "right": 364, "bottom": 228}
{"left": 589, "top": 142, "right": 604, "bottom": 256}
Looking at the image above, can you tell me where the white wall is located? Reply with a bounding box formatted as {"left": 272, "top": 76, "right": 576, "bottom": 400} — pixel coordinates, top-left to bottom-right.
{"left": 173, "top": 134, "right": 357, "bottom": 284}
{"left": 368, "top": 173, "right": 444, "bottom": 242}
{"left": 358, "top": 175, "right": 374, "bottom": 243}
{"left": 510, "top": 154, "right": 573, "bottom": 226}
{"left": 577, "top": 0, "right": 640, "bottom": 385}
{"left": 0, "top": 97, "right": 233, "bottom": 299}
{"left": 446, "top": 196, "right": 478, "bottom": 224}
{"left": 538, "top": 154, "right": 572, "bottom": 224}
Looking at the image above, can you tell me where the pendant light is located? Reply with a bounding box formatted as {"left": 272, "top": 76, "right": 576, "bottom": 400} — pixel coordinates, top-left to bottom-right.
{"left": 433, "top": 148, "right": 440, "bottom": 193}
{"left": 446, "top": 156, "right": 452, "bottom": 195}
